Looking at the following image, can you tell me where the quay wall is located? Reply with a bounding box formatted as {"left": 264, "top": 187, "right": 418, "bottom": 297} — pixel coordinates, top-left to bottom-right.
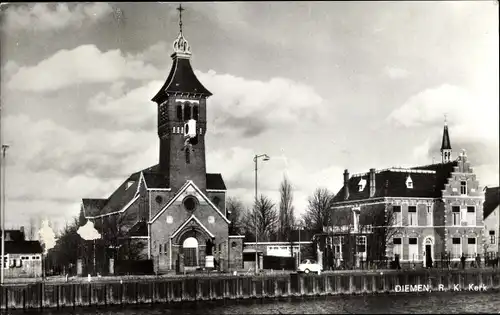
{"left": 0, "top": 269, "right": 499, "bottom": 311}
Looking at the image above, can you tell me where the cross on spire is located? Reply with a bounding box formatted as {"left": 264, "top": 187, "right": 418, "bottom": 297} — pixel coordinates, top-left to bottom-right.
{"left": 444, "top": 113, "right": 447, "bottom": 125}
{"left": 177, "top": 3, "right": 185, "bottom": 35}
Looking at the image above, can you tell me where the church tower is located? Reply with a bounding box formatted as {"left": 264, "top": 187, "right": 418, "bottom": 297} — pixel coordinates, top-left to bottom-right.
{"left": 441, "top": 115, "right": 452, "bottom": 163}
{"left": 151, "top": 5, "right": 212, "bottom": 192}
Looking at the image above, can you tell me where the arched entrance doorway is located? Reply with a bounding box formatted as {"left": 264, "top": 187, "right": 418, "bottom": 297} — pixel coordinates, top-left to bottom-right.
{"left": 183, "top": 237, "right": 199, "bottom": 268}
{"left": 423, "top": 237, "right": 434, "bottom": 268}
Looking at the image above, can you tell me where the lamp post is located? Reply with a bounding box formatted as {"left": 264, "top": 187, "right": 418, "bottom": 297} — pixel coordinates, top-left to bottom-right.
{"left": 254, "top": 153, "right": 269, "bottom": 274}
{"left": 296, "top": 223, "right": 303, "bottom": 265}
{"left": 0, "top": 144, "right": 9, "bottom": 285}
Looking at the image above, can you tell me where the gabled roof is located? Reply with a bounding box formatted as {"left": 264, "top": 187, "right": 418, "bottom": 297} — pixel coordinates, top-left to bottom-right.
{"left": 0, "top": 229, "right": 25, "bottom": 242}
{"left": 128, "top": 221, "right": 148, "bottom": 237}
{"left": 82, "top": 162, "right": 226, "bottom": 217}
{"left": 333, "top": 161, "right": 458, "bottom": 202}
{"left": 484, "top": 186, "right": 500, "bottom": 219}
{"left": 152, "top": 57, "right": 212, "bottom": 103}
{"left": 206, "top": 173, "right": 226, "bottom": 190}
{"left": 1, "top": 241, "right": 43, "bottom": 254}
{"left": 150, "top": 180, "right": 230, "bottom": 224}
{"left": 170, "top": 214, "right": 215, "bottom": 239}
{"left": 82, "top": 198, "right": 108, "bottom": 217}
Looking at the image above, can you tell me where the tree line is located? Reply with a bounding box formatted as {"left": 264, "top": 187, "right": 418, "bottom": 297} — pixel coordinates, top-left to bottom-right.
{"left": 45, "top": 175, "right": 336, "bottom": 273}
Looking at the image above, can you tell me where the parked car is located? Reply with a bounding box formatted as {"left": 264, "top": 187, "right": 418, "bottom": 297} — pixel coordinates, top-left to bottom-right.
{"left": 297, "top": 259, "right": 322, "bottom": 274}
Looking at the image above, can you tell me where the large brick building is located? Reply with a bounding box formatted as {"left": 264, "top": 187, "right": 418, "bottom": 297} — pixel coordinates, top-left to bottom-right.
{"left": 317, "top": 121, "right": 492, "bottom": 269}
{"left": 81, "top": 9, "right": 243, "bottom": 273}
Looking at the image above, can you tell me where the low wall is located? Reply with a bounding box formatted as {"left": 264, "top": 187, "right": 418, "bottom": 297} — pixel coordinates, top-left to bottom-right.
{"left": 0, "top": 269, "right": 499, "bottom": 311}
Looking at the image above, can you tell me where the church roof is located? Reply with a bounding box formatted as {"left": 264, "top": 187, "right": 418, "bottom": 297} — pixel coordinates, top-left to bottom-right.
{"left": 82, "top": 164, "right": 226, "bottom": 217}
{"left": 151, "top": 53, "right": 211, "bottom": 103}
{"left": 1, "top": 241, "right": 43, "bottom": 254}
{"left": 128, "top": 221, "right": 148, "bottom": 237}
{"left": 207, "top": 173, "right": 226, "bottom": 190}
{"left": 333, "top": 161, "right": 458, "bottom": 202}
{"left": 484, "top": 186, "right": 500, "bottom": 219}
{"left": 441, "top": 124, "right": 452, "bottom": 150}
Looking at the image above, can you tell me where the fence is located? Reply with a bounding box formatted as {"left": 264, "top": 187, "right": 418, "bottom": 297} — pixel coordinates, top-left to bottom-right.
{"left": 0, "top": 269, "right": 499, "bottom": 311}
{"left": 323, "top": 252, "right": 500, "bottom": 271}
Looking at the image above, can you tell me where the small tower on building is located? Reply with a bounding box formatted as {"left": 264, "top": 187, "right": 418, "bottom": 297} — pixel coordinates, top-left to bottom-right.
{"left": 441, "top": 115, "right": 452, "bottom": 163}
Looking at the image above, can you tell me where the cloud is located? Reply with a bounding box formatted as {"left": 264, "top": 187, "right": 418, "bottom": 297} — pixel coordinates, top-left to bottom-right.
{"left": 82, "top": 57, "right": 325, "bottom": 138}
{"left": 7, "top": 45, "right": 162, "bottom": 92}
{"left": 2, "top": 3, "right": 113, "bottom": 32}
{"left": 388, "top": 83, "right": 499, "bottom": 186}
{"left": 88, "top": 80, "right": 160, "bottom": 130}
{"left": 207, "top": 146, "right": 344, "bottom": 215}
{"left": 3, "top": 114, "right": 157, "bottom": 180}
{"left": 198, "top": 70, "right": 325, "bottom": 137}
{"left": 384, "top": 66, "right": 410, "bottom": 79}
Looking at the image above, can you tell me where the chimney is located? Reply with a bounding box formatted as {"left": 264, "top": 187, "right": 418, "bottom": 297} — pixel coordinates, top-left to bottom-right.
{"left": 369, "top": 168, "right": 376, "bottom": 197}
{"left": 343, "top": 169, "right": 350, "bottom": 200}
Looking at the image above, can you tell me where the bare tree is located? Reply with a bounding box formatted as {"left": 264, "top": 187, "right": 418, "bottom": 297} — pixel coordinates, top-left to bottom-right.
{"left": 303, "top": 188, "right": 335, "bottom": 234}
{"left": 226, "top": 197, "right": 245, "bottom": 235}
{"left": 242, "top": 195, "right": 278, "bottom": 242}
{"left": 278, "top": 176, "right": 295, "bottom": 242}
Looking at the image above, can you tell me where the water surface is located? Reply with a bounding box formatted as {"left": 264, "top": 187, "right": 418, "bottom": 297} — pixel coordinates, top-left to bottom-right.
{"left": 21, "top": 291, "right": 500, "bottom": 314}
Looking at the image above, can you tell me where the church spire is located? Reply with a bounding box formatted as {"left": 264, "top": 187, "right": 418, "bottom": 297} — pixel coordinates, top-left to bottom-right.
{"left": 172, "top": 3, "right": 191, "bottom": 59}
{"left": 441, "top": 114, "right": 452, "bottom": 163}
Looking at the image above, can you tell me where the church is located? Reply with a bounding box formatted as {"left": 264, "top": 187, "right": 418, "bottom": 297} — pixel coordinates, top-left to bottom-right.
{"left": 81, "top": 6, "right": 244, "bottom": 273}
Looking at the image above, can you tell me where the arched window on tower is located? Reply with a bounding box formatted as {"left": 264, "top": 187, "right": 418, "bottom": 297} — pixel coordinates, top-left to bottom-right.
{"left": 176, "top": 104, "right": 183, "bottom": 121}
{"left": 193, "top": 106, "right": 199, "bottom": 121}
{"left": 184, "top": 103, "right": 191, "bottom": 120}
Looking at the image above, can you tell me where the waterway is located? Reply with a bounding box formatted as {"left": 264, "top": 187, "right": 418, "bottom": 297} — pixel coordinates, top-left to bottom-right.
{"left": 18, "top": 291, "right": 500, "bottom": 314}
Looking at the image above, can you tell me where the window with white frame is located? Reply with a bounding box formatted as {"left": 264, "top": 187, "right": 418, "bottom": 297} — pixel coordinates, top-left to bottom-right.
{"left": 358, "top": 178, "right": 366, "bottom": 191}
{"left": 408, "top": 206, "right": 417, "bottom": 226}
{"left": 426, "top": 205, "right": 433, "bottom": 226}
{"left": 452, "top": 237, "right": 461, "bottom": 259}
{"left": 393, "top": 206, "right": 402, "bottom": 226}
{"left": 356, "top": 236, "right": 367, "bottom": 259}
{"left": 406, "top": 175, "right": 413, "bottom": 189}
{"left": 393, "top": 237, "right": 402, "bottom": 258}
{"left": 490, "top": 231, "right": 496, "bottom": 244}
{"left": 408, "top": 238, "right": 418, "bottom": 261}
{"left": 466, "top": 206, "right": 476, "bottom": 226}
{"left": 460, "top": 181, "right": 467, "bottom": 195}
{"left": 452, "top": 206, "right": 461, "bottom": 226}
{"left": 467, "top": 237, "right": 476, "bottom": 258}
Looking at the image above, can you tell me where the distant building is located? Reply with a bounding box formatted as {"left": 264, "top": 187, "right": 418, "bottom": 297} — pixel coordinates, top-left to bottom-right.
{"left": 317, "top": 120, "right": 488, "bottom": 269}
{"left": 483, "top": 186, "right": 499, "bottom": 256}
{"left": 1, "top": 227, "right": 43, "bottom": 278}
{"left": 243, "top": 229, "right": 315, "bottom": 271}
{"left": 81, "top": 8, "right": 242, "bottom": 273}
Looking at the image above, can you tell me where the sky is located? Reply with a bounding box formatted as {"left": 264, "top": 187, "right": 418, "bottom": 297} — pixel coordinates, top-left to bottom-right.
{"left": 0, "top": 2, "right": 498, "bottom": 233}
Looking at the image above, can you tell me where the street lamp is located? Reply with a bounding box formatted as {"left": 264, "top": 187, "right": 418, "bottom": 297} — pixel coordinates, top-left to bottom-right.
{"left": 296, "top": 223, "right": 304, "bottom": 265}
{"left": 0, "top": 144, "right": 9, "bottom": 285}
{"left": 254, "top": 153, "right": 269, "bottom": 274}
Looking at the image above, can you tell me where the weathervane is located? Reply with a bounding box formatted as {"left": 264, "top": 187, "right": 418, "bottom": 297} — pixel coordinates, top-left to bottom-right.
{"left": 177, "top": 3, "right": 184, "bottom": 35}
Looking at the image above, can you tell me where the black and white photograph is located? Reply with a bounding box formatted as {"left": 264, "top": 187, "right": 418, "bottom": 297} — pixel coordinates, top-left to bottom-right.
{"left": 0, "top": 2, "right": 498, "bottom": 314}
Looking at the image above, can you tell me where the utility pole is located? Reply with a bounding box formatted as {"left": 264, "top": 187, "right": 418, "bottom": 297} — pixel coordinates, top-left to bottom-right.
{"left": 0, "top": 99, "right": 3, "bottom": 285}
{"left": 1, "top": 144, "right": 9, "bottom": 285}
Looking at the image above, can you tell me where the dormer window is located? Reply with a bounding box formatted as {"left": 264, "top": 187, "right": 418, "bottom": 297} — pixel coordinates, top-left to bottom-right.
{"left": 406, "top": 175, "right": 413, "bottom": 189}
{"left": 358, "top": 178, "right": 367, "bottom": 192}
{"left": 126, "top": 181, "right": 134, "bottom": 190}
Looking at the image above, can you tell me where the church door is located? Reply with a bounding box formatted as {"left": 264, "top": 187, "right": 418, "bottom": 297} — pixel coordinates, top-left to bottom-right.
{"left": 183, "top": 237, "right": 199, "bottom": 267}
